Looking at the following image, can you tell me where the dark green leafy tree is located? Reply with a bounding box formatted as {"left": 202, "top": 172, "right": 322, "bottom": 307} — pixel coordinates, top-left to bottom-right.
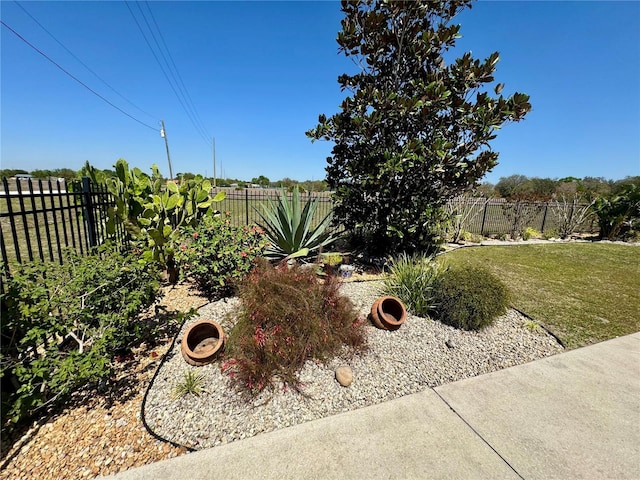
{"left": 495, "top": 174, "right": 531, "bottom": 199}
{"left": 0, "top": 169, "right": 29, "bottom": 178}
{"left": 307, "top": 0, "right": 531, "bottom": 254}
{"left": 251, "top": 175, "right": 270, "bottom": 187}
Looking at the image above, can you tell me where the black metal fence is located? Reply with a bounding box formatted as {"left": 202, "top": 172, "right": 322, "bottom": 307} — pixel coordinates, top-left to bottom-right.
{"left": 1, "top": 181, "right": 598, "bottom": 277}
{"left": 446, "top": 198, "right": 597, "bottom": 237}
{"left": 0, "top": 177, "right": 127, "bottom": 272}
{"left": 211, "top": 187, "right": 334, "bottom": 229}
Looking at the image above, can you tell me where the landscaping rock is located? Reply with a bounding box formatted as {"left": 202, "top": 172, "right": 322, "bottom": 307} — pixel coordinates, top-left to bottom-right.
{"left": 445, "top": 339, "right": 456, "bottom": 349}
{"left": 335, "top": 366, "right": 353, "bottom": 387}
{"left": 142, "top": 280, "right": 564, "bottom": 452}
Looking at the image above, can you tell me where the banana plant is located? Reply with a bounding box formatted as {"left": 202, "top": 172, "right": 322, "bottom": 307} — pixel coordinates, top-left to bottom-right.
{"left": 255, "top": 186, "right": 337, "bottom": 260}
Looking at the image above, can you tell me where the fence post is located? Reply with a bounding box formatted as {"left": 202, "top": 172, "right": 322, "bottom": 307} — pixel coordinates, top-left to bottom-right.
{"left": 568, "top": 202, "right": 575, "bottom": 229}
{"left": 82, "top": 177, "right": 98, "bottom": 248}
{"left": 245, "top": 189, "right": 249, "bottom": 225}
{"left": 541, "top": 204, "right": 548, "bottom": 233}
{"left": 480, "top": 202, "right": 488, "bottom": 236}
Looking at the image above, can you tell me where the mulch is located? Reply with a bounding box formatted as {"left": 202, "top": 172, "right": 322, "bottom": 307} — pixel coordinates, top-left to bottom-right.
{"left": 0, "top": 282, "right": 208, "bottom": 480}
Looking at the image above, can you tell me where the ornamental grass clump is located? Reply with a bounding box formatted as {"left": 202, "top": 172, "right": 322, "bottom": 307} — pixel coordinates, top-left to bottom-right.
{"left": 222, "top": 260, "right": 366, "bottom": 393}
{"left": 431, "top": 265, "right": 509, "bottom": 331}
{"left": 383, "top": 252, "right": 447, "bottom": 317}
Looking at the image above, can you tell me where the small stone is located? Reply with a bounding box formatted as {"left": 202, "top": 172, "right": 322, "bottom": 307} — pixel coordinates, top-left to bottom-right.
{"left": 445, "top": 339, "right": 456, "bottom": 349}
{"left": 335, "top": 366, "right": 353, "bottom": 387}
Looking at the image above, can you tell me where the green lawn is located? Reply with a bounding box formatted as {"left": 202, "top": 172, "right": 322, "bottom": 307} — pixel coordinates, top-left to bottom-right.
{"left": 440, "top": 243, "right": 640, "bottom": 349}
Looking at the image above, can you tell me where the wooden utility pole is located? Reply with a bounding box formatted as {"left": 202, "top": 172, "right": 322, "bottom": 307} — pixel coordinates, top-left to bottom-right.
{"left": 213, "top": 136, "right": 216, "bottom": 188}
{"left": 160, "top": 120, "right": 173, "bottom": 180}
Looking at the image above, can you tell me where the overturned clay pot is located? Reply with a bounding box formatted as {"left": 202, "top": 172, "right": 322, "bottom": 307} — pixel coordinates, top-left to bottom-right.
{"left": 369, "top": 296, "right": 407, "bottom": 331}
{"left": 181, "top": 319, "right": 225, "bottom": 366}
{"left": 369, "top": 297, "right": 387, "bottom": 330}
{"left": 378, "top": 296, "right": 407, "bottom": 330}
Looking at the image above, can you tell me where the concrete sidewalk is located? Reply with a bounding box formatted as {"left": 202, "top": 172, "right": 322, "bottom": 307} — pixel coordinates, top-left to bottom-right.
{"left": 106, "top": 333, "right": 640, "bottom": 480}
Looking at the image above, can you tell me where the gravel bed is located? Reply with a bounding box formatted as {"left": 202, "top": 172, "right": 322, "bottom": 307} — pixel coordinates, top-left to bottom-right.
{"left": 144, "top": 281, "right": 563, "bottom": 450}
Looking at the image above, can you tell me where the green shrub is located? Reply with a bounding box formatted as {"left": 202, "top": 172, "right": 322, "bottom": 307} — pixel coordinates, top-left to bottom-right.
{"left": 383, "top": 253, "right": 446, "bottom": 317}
{"left": 431, "top": 265, "right": 509, "bottom": 331}
{"left": 222, "top": 260, "right": 366, "bottom": 393}
{"left": 255, "top": 186, "right": 338, "bottom": 260}
{"left": 1, "top": 245, "right": 162, "bottom": 429}
{"left": 523, "top": 227, "right": 541, "bottom": 240}
{"left": 593, "top": 184, "right": 640, "bottom": 239}
{"left": 461, "top": 231, "right": 484, "bottom": 243}
{"left": 177, "top": 213, "right": 268, "bottom": 298}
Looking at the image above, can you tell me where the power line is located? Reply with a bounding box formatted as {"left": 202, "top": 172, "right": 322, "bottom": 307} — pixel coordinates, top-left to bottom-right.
{"left": 134, "top": 1, "right": 209, "bottom": 143}
{"left": 1, "top": 20, "right": 157, "bottom": 132}
{"left": 14, "top": 1, "right": 157, "bottom": 120}
{"left": 125, "top": 1, "right": 212, "bottom": 147}
{"left": 144, "top": 1, "right": 210, "bottom": 142}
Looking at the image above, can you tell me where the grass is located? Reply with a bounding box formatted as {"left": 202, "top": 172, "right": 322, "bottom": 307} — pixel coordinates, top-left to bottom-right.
{"left": 213, "top": 189, "right": 334, "bottom": 230}
{"left": 171, "top": 370, "right": 206, "bottom": 399}
{"left": 1, "top": 195, "right": 90, "bottom": 265}
{"left": 440, "top": 243, "right": 640, "bottom": 349}
{"left": 382, "top": 252, "right": 446, "bottom": 317}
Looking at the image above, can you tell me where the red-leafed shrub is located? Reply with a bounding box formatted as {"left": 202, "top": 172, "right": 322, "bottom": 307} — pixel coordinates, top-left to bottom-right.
{"left": 222, "top": 260, "right": 366, "bottom": 393}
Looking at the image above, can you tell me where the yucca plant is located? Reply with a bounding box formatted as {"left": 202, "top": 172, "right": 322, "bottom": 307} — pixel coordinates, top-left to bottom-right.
{"left": 255, "top": 186, "right": 337, "bottom": 260}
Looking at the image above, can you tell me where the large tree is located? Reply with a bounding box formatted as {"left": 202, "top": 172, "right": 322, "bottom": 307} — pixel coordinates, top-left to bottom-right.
{"left": 307, "top": 0, "right": 531, "bottom": 253}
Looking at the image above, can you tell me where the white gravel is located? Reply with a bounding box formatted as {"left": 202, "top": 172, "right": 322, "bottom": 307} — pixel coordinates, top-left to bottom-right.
{"left": 143, "top": 281, "right": 563, "bottom": 450}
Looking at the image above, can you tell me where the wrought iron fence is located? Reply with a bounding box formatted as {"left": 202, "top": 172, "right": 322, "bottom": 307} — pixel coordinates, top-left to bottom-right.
{"left": 0, "top": 177, "right": 127, "bottom": 275}
{"left": 1, "top": 181, "right": 598, "bottom": 281}
{"left": 446, "top": 197, "right": 597, "bottom": 237}
{"left": 211, "top": 187, "right": 334, "bottom": 229}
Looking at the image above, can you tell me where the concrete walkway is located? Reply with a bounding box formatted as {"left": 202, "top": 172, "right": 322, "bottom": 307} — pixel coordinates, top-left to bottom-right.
{"left": 106, "top": 333, "right": 640, "bottom": 480}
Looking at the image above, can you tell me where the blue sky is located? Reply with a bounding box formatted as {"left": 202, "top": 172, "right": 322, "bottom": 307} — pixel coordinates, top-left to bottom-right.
{"left": 1, "top": 1, "right": 638, "bottom": 184}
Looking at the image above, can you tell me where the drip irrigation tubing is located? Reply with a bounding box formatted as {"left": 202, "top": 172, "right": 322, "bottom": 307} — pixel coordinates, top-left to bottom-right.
{"left": 139, "top": 301, "right": 210, "bottom": 452}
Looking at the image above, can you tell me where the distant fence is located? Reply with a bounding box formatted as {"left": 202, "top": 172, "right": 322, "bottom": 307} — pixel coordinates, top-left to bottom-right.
{"left": 211, "top": 187, "right": 334, "bottom": 229}
{"left": 1, "top": 182, "right": 598, "bottom": 277}
{"left": 213, "top": 190, "right": 597, "bottom": 237}
{"left": 446, "top": 197, "right": 597, "bottom": 237}
{"left": 0, "top": 177, "right": 127, "bottom": 276}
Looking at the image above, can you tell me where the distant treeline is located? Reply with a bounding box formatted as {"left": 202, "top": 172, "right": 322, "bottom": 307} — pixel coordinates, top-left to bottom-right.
{"left": 481, "top": 175, "right": 640, "bottom": 200}
{"left": 1, "top": 166, "right": 637, "bottom": 198}
{"left": 0, "top": 167, "right": 328, "bottom": 192}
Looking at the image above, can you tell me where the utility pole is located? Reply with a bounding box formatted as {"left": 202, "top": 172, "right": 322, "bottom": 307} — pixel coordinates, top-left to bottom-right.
{"left": 213, "top": 136, "right": 216, "bottom": 188}
{"left": 160, "top": 120, "right": 173, "bottom": 180}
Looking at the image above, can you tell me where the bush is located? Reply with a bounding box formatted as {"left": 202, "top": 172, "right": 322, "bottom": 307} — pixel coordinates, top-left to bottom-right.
{"left": 460, "top": 231, "right": 484, "bottom": 243}
{"left": 523, "top": 227, "right": 541, "bottom": 240}
{"left": 431, "top": 265, "right": 509, "bottom": 331}
{"left": 1, "top": 245, "right": 162, "bottom": 429}
{"left": 383, "top": 253, "right": 446, "bottom": 317}
{"left": 222, "top": 260, "right": 366, "bottom": 393}
{"left": 593, "top": 183, "right": 640, "bottom": 239}
{"left": 177, "top": 213, "right": 268, "bottom": 298}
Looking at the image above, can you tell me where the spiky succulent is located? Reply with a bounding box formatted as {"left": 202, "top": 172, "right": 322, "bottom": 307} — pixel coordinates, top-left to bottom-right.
{"left": 255, "top": 187, "right": 337, "bottom": 260}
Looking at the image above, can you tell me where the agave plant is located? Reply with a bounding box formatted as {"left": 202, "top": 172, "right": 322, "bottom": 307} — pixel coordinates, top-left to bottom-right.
{"left": 255, "top": 186, "right": 337, "bottom": 260}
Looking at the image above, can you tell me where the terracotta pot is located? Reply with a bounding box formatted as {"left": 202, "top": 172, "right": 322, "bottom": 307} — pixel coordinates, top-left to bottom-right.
{"left": 369, "top": 298, "right": 388, "bottom": 330}
{"left": 181, "top": 320, "right": 225, "bottom": 366}
{"left": 377, "top": 296, "right": 407, "bottom": 331}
